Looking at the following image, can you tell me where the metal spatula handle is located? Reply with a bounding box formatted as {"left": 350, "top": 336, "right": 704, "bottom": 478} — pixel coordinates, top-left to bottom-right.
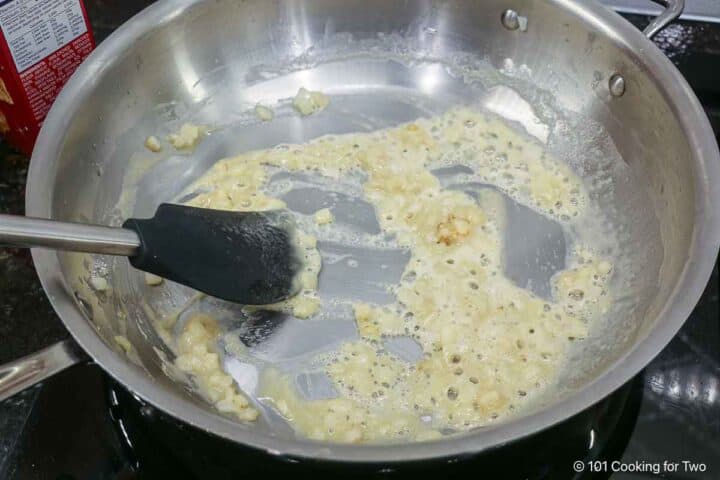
{"left": 0, "top": 214, "right": 141, "bottom": 256}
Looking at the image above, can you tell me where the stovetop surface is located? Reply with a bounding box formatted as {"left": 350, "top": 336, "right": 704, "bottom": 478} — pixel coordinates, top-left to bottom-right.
{"left": 0, "top": 2, "right": 719, "bottom": 479}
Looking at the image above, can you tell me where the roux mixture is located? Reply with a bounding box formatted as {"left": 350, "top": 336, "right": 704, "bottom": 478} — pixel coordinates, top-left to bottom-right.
{"left": 162, "top": 107, "right": 612, "bottom": 443}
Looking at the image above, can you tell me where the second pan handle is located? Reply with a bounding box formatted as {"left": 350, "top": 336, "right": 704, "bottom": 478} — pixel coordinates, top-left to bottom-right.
{"left": 644, "top": 0, "right": 685, "bottom": 39}
{"left": 0, "top": 340, "right": 88, "bottom": 402}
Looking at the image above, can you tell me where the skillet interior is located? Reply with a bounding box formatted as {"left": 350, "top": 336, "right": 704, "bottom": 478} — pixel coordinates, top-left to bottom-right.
{"left": 27, "top": 0, "right": 720, "bottom": 462}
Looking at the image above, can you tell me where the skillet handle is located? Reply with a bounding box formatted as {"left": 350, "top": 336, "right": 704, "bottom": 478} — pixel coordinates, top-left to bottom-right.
{"left": 0, "top": 340, "right": 87, "bottom": 402}
{"left": 0, "top": 213, "right": 141, "bottom": 256}
{"left": 644, "top": 0, "right": 684, "bottom": 39}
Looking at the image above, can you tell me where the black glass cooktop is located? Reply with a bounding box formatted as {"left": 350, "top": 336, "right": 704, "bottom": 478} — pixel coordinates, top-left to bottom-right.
{"left": 0, "top": 3, "right": 718, "bottom": 479}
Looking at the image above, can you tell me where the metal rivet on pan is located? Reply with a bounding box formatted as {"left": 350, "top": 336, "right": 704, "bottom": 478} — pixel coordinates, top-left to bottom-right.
{"left": 502, "top": 9, "right": 528, "bottom": 32}
{"left": 501, "top": 9, "right": 520, "bottom": 30}
{"left": 609, "top": 74, "right": 626, "bottom": 97}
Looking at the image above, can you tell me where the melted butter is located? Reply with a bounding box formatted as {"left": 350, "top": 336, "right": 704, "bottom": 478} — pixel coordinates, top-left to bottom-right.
{"left": 254, "top": 104, "right": 275, "bottom": 122}
{"left": 172, "top": 107, "right": 612, "bottom": 442}
{"left": 168, "top": 123, "right": 205, "bottom": 150}
{"left": 260, "top": 367, "right": 442, "bottom": 442}
{"left": 144, "top": 135, "right": 162, "bottom": 153}
{"left": 314, "top": 208, "right": 334, "bottom": 225}
{"left": 292, "top": 87, "right": 330, "bottom": 116}
{"left": 175, "top": 314, "right": 259, "bottom": 421}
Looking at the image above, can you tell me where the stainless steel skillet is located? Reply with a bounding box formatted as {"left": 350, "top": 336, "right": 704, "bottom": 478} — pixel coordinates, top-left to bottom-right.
{"left": 1, "top": 0, "right": 719, "bottom": 465}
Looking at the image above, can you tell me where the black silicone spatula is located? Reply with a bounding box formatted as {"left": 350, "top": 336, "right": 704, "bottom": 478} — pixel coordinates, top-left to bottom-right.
{"left": 0, "top": 203, "right": 304, "bottom": 305}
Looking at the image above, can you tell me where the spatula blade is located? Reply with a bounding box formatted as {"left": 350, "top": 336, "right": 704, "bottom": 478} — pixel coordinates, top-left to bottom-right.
{"left": 123, "top": 204, "right": 303, "bottom": 305}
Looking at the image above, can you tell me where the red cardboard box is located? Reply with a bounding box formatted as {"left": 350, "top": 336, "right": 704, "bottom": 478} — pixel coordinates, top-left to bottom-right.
{"left": 0, "top": 0, "right": 95, "bottom": 155}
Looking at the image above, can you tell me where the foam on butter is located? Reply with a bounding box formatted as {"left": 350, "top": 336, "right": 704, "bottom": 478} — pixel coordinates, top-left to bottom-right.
{"left": 172, "top": 107, "right": 613, "bottom": 442}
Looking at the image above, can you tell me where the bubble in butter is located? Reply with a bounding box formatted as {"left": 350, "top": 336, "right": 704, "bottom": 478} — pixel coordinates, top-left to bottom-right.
{"left": 173, "top": 107, "right": 613, "bottom": 443}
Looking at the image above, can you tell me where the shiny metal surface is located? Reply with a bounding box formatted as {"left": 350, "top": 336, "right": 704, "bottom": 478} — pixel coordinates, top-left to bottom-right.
{"left": 0, "top": 341, "right": 85, "bottom": 403}
{"left": 0, "top": 215, "right": 140, "bottom": 256}
{"left": 18, "top": 0, "right": 720, "bottom": 464}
